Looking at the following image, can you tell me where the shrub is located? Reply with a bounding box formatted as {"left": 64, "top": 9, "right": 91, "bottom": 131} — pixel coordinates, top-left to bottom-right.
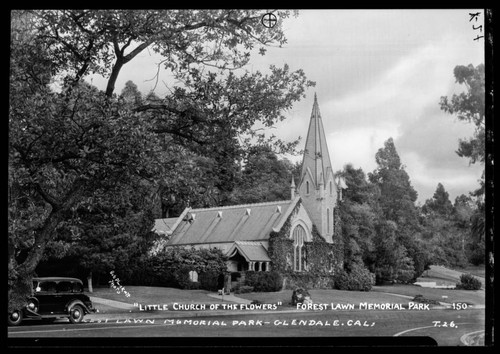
{"left": 244, "top": 271, "right": 283, "bottom": 292}
{"left": 456, "top": 273, "right": 482, "bottom": 290}
{"left": 125, "top": 247, "right": 227, "bottom": 290}
{"left": 174, "top": 265, "right": 195, "bottom": 290}
{"left": 333, "top": 264, "right": 375, "bottom": 291}
{"left": 198, "top": 270, "right": 220, "bottom": 292}
{"left": 412, "top": 294, "right": 441, "bottom": 305}
{"left": 184, "top": 281, "right": 200, "bottom": 290}
{"left": 234, "top": 285, "right": 254, "bottom": 294}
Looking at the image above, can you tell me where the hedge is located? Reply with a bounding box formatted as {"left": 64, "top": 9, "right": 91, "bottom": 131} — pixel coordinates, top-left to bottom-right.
{"left": 244, "top": 271, "right": 283, "bottom": 292}
{"left": 333, "top": 263, "right": 375, "bottom": 291}
{"left": 456, "top": 273, "right": 482, "bottom": 290}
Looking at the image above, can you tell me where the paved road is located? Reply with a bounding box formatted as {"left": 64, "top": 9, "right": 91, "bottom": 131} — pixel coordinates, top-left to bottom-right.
{"left": 8, "top": 307, "right": 484, "bottom": 347}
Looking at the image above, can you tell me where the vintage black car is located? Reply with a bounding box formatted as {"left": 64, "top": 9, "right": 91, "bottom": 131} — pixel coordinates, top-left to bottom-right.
{"left": 8, "top": 277, "right": 96, "bottom": 326}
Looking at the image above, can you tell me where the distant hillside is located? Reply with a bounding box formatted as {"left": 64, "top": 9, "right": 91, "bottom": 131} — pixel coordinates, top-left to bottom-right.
{"left": 418, "top": 265, "right": 485, "bottom": 289}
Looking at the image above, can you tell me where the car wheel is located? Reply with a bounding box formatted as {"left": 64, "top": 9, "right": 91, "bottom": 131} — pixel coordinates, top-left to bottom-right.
{"left": 8, "top": 310, "right": 23, "bottom": 326}
{"left": 68, "top": 304, "right": 84, "bottom": 324}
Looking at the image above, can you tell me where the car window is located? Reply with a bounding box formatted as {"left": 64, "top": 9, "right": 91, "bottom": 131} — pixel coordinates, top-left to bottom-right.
{"left": 56, "top": 281, "right": 73, "bottom": 293}
{"left": 71, "top": 281, "right": 84, "bottom": 293}
{"left": 39, "top": 281, "right": 57, "bottom": 292}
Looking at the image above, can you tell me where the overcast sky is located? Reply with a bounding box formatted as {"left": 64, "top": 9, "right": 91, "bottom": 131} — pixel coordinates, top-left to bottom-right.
{"left": 91, "top": 9, "right": 485, "bottom": 205}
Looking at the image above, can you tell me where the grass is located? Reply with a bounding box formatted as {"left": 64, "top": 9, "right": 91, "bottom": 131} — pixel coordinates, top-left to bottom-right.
{"left": 87, "top": 265, "right": 485, "bottom": 310}
{"left": 90, "top": 286, "right": 233, "bottom": 306}
{"left": 371, "top": 284, "right": 485, "bottom": 305}
{"left": 418, "top": 265, "right": 485, "bottom": 288}
{"left": 456, "top": 265, "right": 486, "bottom": 278}
{"left": 234, "top": 289, "right": 411, "bottom": 308}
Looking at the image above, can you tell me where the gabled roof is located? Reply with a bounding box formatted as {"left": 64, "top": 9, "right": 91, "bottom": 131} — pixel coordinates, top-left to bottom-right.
{"left": 227, "top": 241, "right": 271, "bottom": 262}
{"left": 153, "top": 217, "right": 178, "bottom": 235}
{"left": 300, "top": 93, "right": 334, "bottom": 189}
{"left": 157, "top": 198, "right": 300, "bottom": 246}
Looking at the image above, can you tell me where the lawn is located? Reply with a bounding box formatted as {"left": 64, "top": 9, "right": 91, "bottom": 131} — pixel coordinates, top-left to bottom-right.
{"left": 235, "top": 285, "right": 484, "bottom": 308}
{"left": 371, "top": 284, "right": 485, "bottom": 306}
{"left": 89, "top": 286, "right": 230, "bottom": 306}
{"left": 89, "top": 283, "right": 484, "bottom": 311}
{"left": 234, "top": 288, "right": 411, "bottom": 308}
{"left": 87, "top": 265, "right": 485, "bottom": 310}
{"left": 418, "top": 265, "right": 485, "bottom": 288}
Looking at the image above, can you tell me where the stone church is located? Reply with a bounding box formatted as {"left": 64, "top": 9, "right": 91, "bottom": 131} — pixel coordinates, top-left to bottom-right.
{"left": 152, "top": 94, "right": 346, "bottom": 287}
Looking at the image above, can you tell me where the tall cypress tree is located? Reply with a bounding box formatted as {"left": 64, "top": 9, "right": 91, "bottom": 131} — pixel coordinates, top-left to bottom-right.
{"left": 368, "top": 138, "right": 429, "bottom": 280}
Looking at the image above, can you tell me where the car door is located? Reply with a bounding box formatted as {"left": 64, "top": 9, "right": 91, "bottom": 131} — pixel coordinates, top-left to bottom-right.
{"left": 35, "top": 281, "right": 59, "bottom": 315}
{"left": 55, "top": 281, "right": 74, "bottom": 313}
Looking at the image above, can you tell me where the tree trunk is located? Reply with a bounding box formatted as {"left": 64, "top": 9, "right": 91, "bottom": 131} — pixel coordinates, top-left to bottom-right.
{"left": 10, "top": 180, "right": 85, "bottom": 310}
{"left": 105, "top": 59, "right": 124, "bottom": 98}
{"left": 17, "top": 209, "right": 65, "bottom": 276}
{"left": 87, "top": 271, "right": 93, "bottom": 293}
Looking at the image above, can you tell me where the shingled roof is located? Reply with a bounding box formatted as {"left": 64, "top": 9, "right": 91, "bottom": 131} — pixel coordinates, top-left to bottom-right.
{"left": 154, "top": 197, "right": 300, "bottom": 246}
{"left": 153, "top": 217, "right": 178, "bottom": 236}
{"left": 227, "top": 241, "right": 271, "bottom": 262}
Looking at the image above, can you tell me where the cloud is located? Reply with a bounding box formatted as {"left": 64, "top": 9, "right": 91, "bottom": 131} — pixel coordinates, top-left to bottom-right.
{"left": 402, "top": 151, "right": 483, "bottom": 204}
{"left": 328, "top": 126, "right": 399, "bottom": 174}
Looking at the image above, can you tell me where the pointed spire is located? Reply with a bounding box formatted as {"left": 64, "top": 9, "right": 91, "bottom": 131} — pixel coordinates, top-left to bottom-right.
{"left": 311, "top": 92, "right": 321, "bottom": 119}
{"left": 290, "top": 176, "right": 296, "bottom": 199}
{"left": 299, "top": 93, "right": 333, "bottom": 190}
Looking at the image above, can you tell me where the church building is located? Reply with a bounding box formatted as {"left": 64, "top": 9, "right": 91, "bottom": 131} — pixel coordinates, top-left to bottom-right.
{"left": 152, "top": 94, "right": 346, "bottom": 288}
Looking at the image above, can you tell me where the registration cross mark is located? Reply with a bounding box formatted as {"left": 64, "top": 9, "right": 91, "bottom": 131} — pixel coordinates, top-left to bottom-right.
{"left": 262, "top": 13, "right": 277, "bottom": 28}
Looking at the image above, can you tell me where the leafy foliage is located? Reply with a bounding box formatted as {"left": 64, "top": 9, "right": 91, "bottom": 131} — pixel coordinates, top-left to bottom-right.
{"left": 456, "top": 273, "right": 482, "bottom": 290}
{"left": 9, "top": 9, "right": 315, "bottom": 309}
{"left": 439, "top": 64, "right": 486, "bottom": 268}
{"left": 422, "top": 183, "right": 453, "bottom": 217}
{"left": 129, "top": 247, "right": 227, "bottom": 290}
{"left": 228, "top": 146, "right": 299, "bottom": 205}
{"left": 244, "top": 271, "right": 283, "bottom": 292}
{"left": 440, "top": 64, "right": 485, "bottom": 164}
{"left": 333, "top": 263, "right": 375, "bottom": 291}
{"left": 421, "top": 186, "right": 482, "bottom": 267}
{"left": 368, "top": 138, "right": 428, "bottom": 282}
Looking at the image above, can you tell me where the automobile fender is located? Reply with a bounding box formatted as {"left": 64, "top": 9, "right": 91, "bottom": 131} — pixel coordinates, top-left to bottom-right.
{"left": 65, "top": 299, "right": 92, "bottom": 315}
{"left": 24, "top": 297, "right": 41, "bottom": 318}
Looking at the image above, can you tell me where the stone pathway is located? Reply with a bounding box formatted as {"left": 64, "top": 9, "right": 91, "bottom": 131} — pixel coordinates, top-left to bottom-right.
{"left": 90, "top": 296, "right": 135, "bottom": 310}
{"left": 206, "top": 293, "right": 252, "bottom": 304}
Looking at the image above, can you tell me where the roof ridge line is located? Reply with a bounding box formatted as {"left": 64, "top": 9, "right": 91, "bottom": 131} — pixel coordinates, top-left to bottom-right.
{"left": 189, "top": 199, "right": 293, "bottom": 212}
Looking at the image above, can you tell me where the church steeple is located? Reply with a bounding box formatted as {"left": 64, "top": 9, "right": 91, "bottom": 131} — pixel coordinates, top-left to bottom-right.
{"left": 300, "top": 93, "right": 333, "bottom": 190}
{"left": 297, "top": 93, "right": 337, "bottom": 243}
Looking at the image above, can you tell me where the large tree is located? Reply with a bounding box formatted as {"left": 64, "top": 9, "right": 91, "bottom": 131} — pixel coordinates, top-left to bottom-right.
{"left": 9, "top": 10, "right": 313, "bottom": 309}
{"left": 337, "top": 164, "right": 379, "bottom": 271}
{"left": 368, "top": 138, "right": 420, "bottom": 231}
{"left": 422, "top": 183, "right": 454, "bottom": 217}
{"left": 439, "top": 63, "right": 487, "bottom": 266}
{"left": 440, "top": 63, "right": 485, "bottom": 165}
{"left": 421, "top": 184, "right": 470, "bottom": 267}
{"left": 227, "top": 145, "right": 298, "bottom": 205}
{"left": 368, "top": 138, "right": 429, "bottom": 280}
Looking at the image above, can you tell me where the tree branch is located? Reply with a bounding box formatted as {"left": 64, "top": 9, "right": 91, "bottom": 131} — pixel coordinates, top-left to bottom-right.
{"left": 123, "top": 39, "right": 154, "bottom": 64}
{"left": 34, "top": 183, "right": 60, "bottom": 209}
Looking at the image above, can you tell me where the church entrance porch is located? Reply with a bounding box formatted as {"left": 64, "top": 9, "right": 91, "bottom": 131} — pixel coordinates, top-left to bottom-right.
{"left": 226, "top": 241, "right": 272, "bottom": 291}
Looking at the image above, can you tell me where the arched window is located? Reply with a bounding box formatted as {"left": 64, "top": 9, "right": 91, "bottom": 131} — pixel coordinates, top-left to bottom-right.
{"left": 332, "top": 208, "right": 336, "bottom": 235}
{"left": 306, "top": 181, "right": 310, "bottom": 195}
{"left": 330, "top": 181, "right": 333, "bottom": 195}
{"left": 327, "top": 208, "right": 330, "bottom": 234}
{"left": 292, "top": 225, "right": 306, "bottom": 272}
{"left": 188, "top": 270, "right": 198, "bottom": 282}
